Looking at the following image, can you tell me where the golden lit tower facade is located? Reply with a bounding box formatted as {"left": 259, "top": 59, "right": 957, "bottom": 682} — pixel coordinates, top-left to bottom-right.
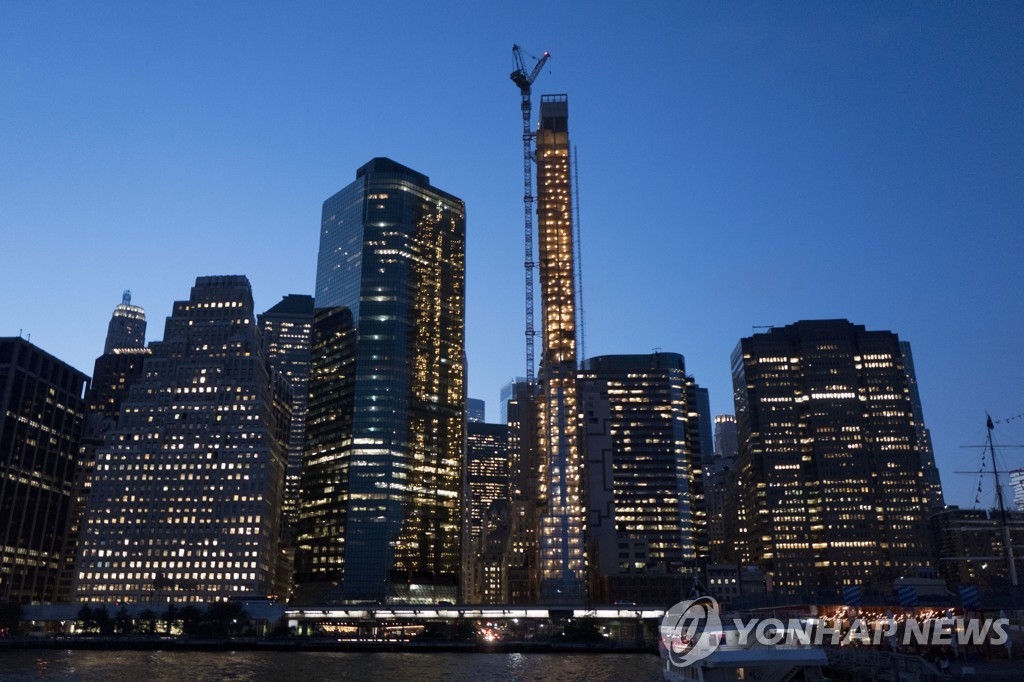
{"left": 535, "top": 94, "right": 586, "bottom": 602}
{"left": 731, "top": 320, "right": 937, "bottom": 594}
{"left": 297, "top": 158, "right": 465, "bottom": 604}
{"left": 580, "top": 353, "right": 707, "bottom": 600}
{"left": 74, "top": 276, "right": 291, "bottom": 603}
{"left": 464, "top": 421, "right": 510, "bottom": 603}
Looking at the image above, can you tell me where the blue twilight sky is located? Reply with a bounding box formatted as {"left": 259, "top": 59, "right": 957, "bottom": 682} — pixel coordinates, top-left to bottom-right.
{"left": 2, "top": 2, "right": 1022, "bottom": 509}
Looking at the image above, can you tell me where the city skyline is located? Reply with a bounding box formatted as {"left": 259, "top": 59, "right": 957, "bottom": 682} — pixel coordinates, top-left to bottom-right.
{"left": 2, "top": 3, "right": 1022, "bottom": 511}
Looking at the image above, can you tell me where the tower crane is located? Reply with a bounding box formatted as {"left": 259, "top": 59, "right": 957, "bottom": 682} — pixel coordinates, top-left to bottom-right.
{"left": 510, "top": 44, "right": 549, "bottom": 384}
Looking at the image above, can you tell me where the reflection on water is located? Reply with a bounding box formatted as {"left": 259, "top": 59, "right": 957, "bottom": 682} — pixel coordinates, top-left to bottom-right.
{"left": 0, "top": 650, "right": 662, "bottom": 682}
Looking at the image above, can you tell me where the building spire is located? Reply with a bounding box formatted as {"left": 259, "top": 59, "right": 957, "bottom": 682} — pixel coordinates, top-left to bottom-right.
{"left": 104, "top": 290, "right": 147, "bottom": 354}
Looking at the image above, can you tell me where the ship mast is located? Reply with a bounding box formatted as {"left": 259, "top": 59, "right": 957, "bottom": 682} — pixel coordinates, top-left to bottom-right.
{"left": 986, "top": 414, "right": 1019, "bottom": 587}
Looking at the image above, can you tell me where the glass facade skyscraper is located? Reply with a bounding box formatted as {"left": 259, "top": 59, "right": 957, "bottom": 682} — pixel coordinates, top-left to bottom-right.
{"left": 297, "top": 158, "right": 465, "bottom": 604}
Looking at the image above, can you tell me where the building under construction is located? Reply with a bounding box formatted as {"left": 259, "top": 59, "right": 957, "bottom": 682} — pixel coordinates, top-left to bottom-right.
{"left": 533, "top": 94, "right": 587, "bottom": 602}
{"left": 505, "top": 48, "right": 588, "bottom": 604}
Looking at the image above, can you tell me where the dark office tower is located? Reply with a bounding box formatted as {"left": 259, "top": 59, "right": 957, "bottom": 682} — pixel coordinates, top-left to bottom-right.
{"left": 467, "top": 398, "right": 486, "bottom": 424}
{"left": 900, "top": 342, "right": 944, "bottom": 511}
{"left": 259, "top": 294, "right": 313, "bottom": 597}
{"left": 299, "top": 158, "right": 466, "bottom": 604}
{"left": 731, "top": 320, "right": 937, "bottom": 594}
{"left": 103, "top": 290, "right": 147, "bottom": 354}
{"left": 580, "top": 353, "right": 704, "bottom": 602}
{"left": 464, "top": 421, "right": 510, "bottom": 603}
{"left": 75, "top": 276, "right": 291, "bottom": 603}
{"left": 714, "top": 415, "right": 739, "bottom": 459}
{"left": 58, "top": 293, "right": 151, "bottom": 601}
{"left": 0, "top": 339, "right": 88, "bottom": 603}
{"left": 535, "top": 94, "right": 586, "bottom": 602}
{"left": 707, "top": 415, "right": 740, "bottom": 563}
{"left": 685, "top": 382, "right": 710, "bottom": 566}
{"left": 294, "top": 307, "right": 355, "bottom": 602}
{"left": 504, "top": 379, "right": 541, "bottom": 604}
{"left": 695, "top": 388, "right": 713, "bottom": 461}
{"left": 499, "top": 377, "right": 526, "bottom": 425}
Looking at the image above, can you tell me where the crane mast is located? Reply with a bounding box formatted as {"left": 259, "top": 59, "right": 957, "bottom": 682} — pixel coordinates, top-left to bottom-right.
{"left": 510, "top": 45, "right": 549, "bottom": 384}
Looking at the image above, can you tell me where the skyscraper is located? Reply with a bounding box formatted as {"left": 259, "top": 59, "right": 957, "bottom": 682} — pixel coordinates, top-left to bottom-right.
{"left": 75, "top": 276, "right": 291, "bottom": 602}
{"left": 467, "top": 398, "right": 486, "bottom": 424}
{"left": 59, "top": 292, "right": 151, "bottom": 601}
{"left": 504, "top": 379, "right": 541, "bottom": 604}
{"left": 580, "top": 353, "right": 705, "bottom": 602}
{"left": 464, "top": 421, "right": 510, "bottom": 603}
{"left": 103, "top": 290, "right": 147, "bottom": 354}
{"left": 259, "top": 293, "right": 313, "bottom": 598}
{"left": 535, "top": 94, "right": 586, "bottom": 602}
{"left": 296, "top": 158, "right": 466, "bottom": 604}
{"left": 713, "top": 415, "right": 739, "bottom": 460}
{"left": 900, "top": 341, "right": 944, "bottom": 510}
{"left": 707, "top": 415, "right": 740, "bottom": 563}
{"left": 0, "top": 338, "right": 88, "bottom": 603}
{"left": 499, "top": 377, "right": 526, "bottom": 425}
{"left": 731, "top": 320, "right": 937, "bottom": 593}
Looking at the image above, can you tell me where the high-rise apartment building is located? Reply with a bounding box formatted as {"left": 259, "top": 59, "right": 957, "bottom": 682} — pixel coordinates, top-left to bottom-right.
{"left": 731, "top": 320, "right": 937, "bottom": 593}
{"left": 580, "top": 353, "right": 706, "bottom": 602}
{"left": 0, "top": 338, "right": 88, "bottom": 603}
{"left": 59, "top": 292, "right": 151, "bottom": 601}
{"left": 75, "top": 276, "right": 291, "bottom": 602}
{"left": 535, "top": 94, "right": 586, "bottom": 602}
{"left": 296, "top": 158, "right": 466, "bottom": 604}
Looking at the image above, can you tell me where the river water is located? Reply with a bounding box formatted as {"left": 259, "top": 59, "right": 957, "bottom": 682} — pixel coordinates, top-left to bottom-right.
{"left": 0, "top": 650, "right": 664, "bottom": 681}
